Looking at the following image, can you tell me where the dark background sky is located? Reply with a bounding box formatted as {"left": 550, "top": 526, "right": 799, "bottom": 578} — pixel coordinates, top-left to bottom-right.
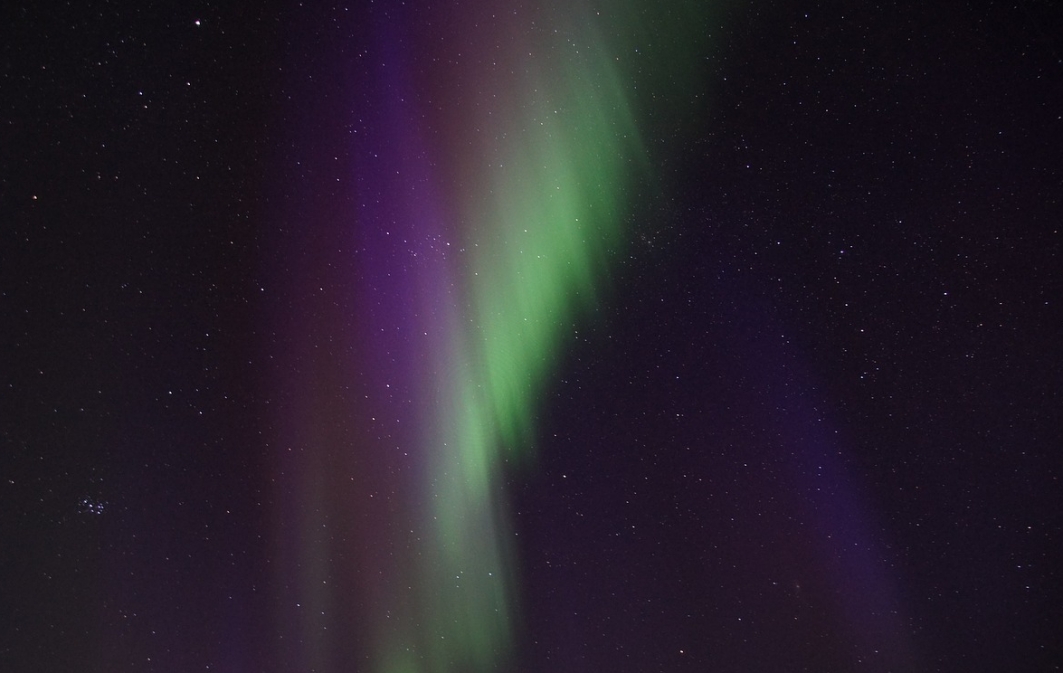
{"left": 2, "top": 1, "right": 1061, "bottom": 672}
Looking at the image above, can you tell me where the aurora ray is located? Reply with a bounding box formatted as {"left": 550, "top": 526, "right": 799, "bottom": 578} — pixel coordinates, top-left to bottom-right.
{"left": 355, "top": 3, "right": 714, "bottom": 672}
{"left": 357, "top": 6, "right": 712, "bottom": 673}
{"left": 271, "top": 2, "right": 714, "bottom": 671}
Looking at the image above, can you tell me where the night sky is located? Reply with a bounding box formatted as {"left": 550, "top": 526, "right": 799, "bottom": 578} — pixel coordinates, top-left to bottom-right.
{"left": 2, "top": 1, "right": 1061, "bottom": 672}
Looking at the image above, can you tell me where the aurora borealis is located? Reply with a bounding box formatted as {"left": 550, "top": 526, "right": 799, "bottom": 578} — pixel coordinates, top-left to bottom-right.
{"left": 4, "top": 1, "right": 1062, "bottom": 671}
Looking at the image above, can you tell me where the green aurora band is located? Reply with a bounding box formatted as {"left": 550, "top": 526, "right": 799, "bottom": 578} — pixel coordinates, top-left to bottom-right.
{"left": 372, "top": 3, "right": 714, "bottom": 671}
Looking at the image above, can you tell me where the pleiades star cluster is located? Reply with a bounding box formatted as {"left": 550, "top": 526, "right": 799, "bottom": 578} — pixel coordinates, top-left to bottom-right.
{"left": 2, "top": 1, "right": 1060, "bottom": 672}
